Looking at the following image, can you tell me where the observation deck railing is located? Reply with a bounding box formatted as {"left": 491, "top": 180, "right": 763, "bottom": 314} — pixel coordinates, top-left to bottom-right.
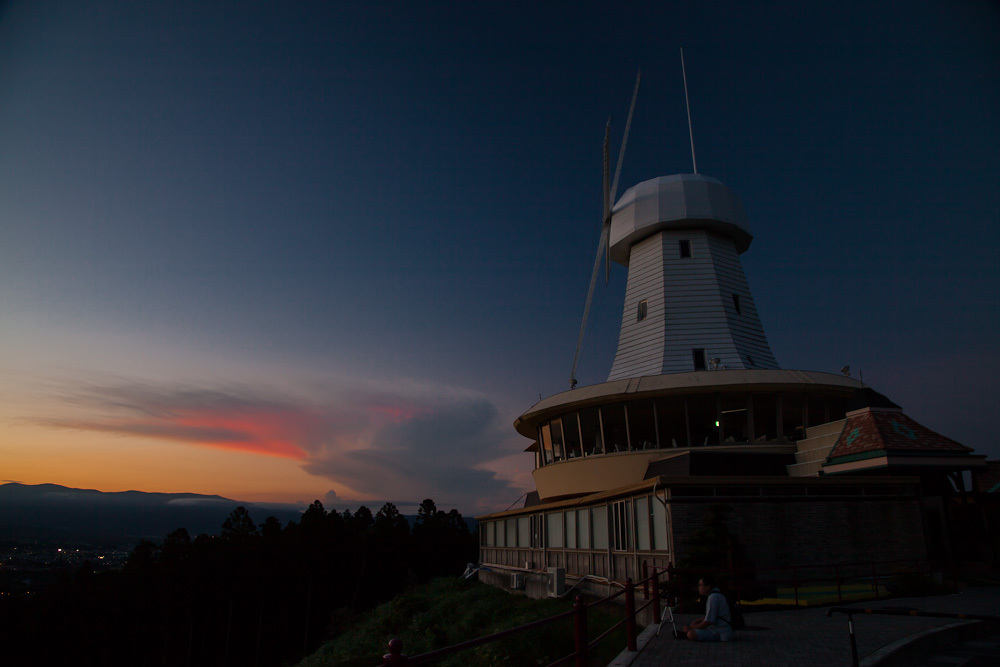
{"left": 377, "top": 557, "right": 937, "bottom": 665}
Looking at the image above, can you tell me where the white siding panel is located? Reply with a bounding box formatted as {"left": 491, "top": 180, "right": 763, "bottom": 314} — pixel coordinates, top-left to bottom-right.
{"left": 609, "top": 229, "right": 779, "bottom": 380}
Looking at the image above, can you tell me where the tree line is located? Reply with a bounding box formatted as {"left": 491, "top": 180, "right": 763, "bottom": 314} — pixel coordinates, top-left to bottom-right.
{"left": 0, "top": 498, "right": 477, "bottom": 666}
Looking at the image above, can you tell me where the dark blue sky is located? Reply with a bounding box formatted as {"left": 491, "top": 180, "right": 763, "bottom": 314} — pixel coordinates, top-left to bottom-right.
{"left": 1, "top": 1, "right": 997, "bottom": 511}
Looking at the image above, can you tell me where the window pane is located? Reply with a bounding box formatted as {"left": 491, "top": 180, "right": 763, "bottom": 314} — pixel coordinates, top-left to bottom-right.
{"left": 578, "top": 508, "right": 590, "bottom": 549}
{"left": 636, "top": 497, "right": 650, "bottom": 550}
{"left": 592, "top": 506, "right": 608, "bottom": 549}
{"left": 531, "top": 515, "right": 544, "bottom": 548}
{"left": 628, "top": 400, "right": 657, "bottom": 450}
{"left": 565, "top": 510, "right": 577, "bottom": 549}
{"left": 602, "top": 404, "right": 629, "bottom": 453}
{"left": 656, "top": 397, "right": 687, "bottom": 447}
{"left": 562, "top": 413, "right": 583, "bottom": 459}
{"left": 550, "top": 419, "right": 565, "bottom": 461}
{"left": 496, "top": 520, "right": 505, "bottom": 547}
{"left": 688, "top": 395, "right": 718, "bottom": 446}
{"left": 546, "top": 512, "right": 564, "bottom": 548}
{"left": 506, "top": 518, "right": 517, "bottom": 547}
{"left": 540, "top": 423, "right": 554, "bottom": 464}
{"left": 808, "top": 394, "right": 827, "bottom": 428}
{"left": 752, "top": 393, "right": 777, "bottom": 442}
{"left": 652, "top": 499, "right": 668, "bottom": 550}
{"left": 721, "top": 393, "right": 748, "bottom": 444}
{"left": 579, "top": 407, "right": 604, "bottom": 456}
{"left": 486, "top": 520, "right": 495, "bottom": 546}
{"left": 782, "top": 393, "right": 806, "bottom": 440}
{"left": 612, "top": 500, "right": 631, "bottom": 551}
{"left": 518, "top": 516, "right": 530, "bottom": 547}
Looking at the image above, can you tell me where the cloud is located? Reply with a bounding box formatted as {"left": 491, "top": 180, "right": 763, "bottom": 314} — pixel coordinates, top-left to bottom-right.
{"left": 29, "top": 376, "right": 522, "bottom": 512}
{"left": 32, "top": 381, "right": 368, "bottom": 459}
{"left": 301, "top": 394, "right": 518, "bottom": 509}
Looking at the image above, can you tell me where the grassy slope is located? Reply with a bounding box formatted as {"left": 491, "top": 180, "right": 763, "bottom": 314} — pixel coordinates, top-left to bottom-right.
{"left": 298, "top": 577, "right": 627, "bottom": 667}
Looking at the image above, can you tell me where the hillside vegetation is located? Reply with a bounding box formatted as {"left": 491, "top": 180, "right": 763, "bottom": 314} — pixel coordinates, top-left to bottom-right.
{"left": 300, "top": 577, "right": 627, "bottom": 667}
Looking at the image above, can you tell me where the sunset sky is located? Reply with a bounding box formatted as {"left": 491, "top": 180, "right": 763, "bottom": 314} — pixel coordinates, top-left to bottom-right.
{"left": 2, "top": 1, "right": 998, "bottom": 515}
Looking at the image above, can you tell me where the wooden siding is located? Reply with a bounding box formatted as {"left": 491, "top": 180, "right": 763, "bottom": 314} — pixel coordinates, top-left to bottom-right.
{"left": 609, "top": 230, "right": 778, "bottom": 380}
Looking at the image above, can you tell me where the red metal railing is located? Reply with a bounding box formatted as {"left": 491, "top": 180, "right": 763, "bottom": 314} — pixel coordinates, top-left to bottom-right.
{"left": 658, "top": 559, "right": 935, "bottom": 609}
{"left": 378, "top": 557, "right": 935, "bottom": 664}
{"left": 378, "top": 569, "right": 666, "bottom": 666}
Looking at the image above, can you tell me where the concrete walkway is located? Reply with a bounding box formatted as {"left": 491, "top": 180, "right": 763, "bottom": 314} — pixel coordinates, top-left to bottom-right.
{"left": 613, "top": 587, "right": 1000, "bottom": 667}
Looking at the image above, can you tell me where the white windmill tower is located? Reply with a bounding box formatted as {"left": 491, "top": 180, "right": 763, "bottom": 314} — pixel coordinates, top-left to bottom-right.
{"left": 570, "top": 57, "right": 778, "bottom": 388}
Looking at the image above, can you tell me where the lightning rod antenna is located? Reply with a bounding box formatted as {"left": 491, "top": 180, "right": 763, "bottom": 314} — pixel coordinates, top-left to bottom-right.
{"left": 680, "top": 47, "right": 698, "bottom": 174}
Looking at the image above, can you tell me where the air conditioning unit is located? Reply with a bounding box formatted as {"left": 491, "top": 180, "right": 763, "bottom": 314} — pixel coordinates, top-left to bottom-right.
{"left": 511, "top": 572, "right": 525, "bottom": 590}
{"left": 547, "top": 567, "right": 565, "bottom": 597}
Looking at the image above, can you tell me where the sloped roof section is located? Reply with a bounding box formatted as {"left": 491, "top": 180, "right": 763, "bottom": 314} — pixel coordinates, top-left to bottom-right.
{"left": 827, "top": 408, "right": 972, "bottom": 462}
{"left": 973, "top": 461, "right": 1000, "bottom": 494}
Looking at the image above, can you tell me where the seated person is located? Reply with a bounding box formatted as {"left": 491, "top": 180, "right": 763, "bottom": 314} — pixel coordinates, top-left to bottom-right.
{"left": 682, "top": 576, "right": 734, "bottom": 642}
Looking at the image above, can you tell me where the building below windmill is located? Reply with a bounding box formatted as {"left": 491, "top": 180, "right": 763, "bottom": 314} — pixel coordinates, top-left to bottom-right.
{"left": 476, "top": 173, "right": 989, "bottom": 600}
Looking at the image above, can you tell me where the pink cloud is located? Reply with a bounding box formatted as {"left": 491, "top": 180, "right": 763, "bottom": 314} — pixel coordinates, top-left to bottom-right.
{"left": 31, "top": 378, "right": 523, "bottom": 512}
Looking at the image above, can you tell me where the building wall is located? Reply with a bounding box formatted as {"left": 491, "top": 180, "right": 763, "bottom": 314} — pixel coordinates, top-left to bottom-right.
{"left": 479, "top": 482, "right": 928, "bottom": 594}
{"left": 608, "top": 230, "right": 777, "bottom": 380}
{"left": 669, "top": 497, "right": 927, "bottom": 581}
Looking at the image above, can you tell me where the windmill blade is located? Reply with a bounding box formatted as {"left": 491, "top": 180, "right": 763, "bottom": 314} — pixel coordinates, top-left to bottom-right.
{"left": 569, "top": 74, "right": 641, "bottom": 386}
{"left": 610, "top": 70, "right": 641, "bottom": 204}
{"left": 570, "top": 124, "right": 612, "bottom": 389}
{"left": 570, "top": 222, "right": 610, "bottom": 389}
{"left": 602, "top": 120, "right": 611, "bottom": 284}
{"left": 605, "top": 70, "right": 641, "bottom": 283}
{"left": 602, "top": 120, "right": 610, "bottom": 228}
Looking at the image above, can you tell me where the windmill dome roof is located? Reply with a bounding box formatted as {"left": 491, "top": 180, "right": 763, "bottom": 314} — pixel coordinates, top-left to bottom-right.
{"left": 609, "top": 174, "right": 753, "bottom": 265}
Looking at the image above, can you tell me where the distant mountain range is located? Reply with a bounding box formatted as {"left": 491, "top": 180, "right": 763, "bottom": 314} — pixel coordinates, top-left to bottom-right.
{"left": 0, "top": 483, "right": 304, "bottom": 545}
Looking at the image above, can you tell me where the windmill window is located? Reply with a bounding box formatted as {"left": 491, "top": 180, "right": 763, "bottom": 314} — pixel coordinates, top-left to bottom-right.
{"left": 693, "top": 348, "right": 707, "bottom": 371}
{"left": 679, "top": 240, "right": 691, "bottom": 258}
{"left": 732, "top": 293, "right": 742, "bottom": 315}
{"left": 637, "top": 300, "right": 648, "bottom": 322}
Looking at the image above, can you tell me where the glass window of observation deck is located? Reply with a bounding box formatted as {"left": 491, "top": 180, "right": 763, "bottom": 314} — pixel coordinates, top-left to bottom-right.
{"left": 540, "top": 423, "right": 554, "bottom": 464}
{"left": 781, "top": 393, "right": 806, "bottom": 440}
{"left": 602, "top": 404, "right": 629, "bottom": 453}
{"left": 753, "top": 393, "right": 778, "bottom": 441}
{"left": 628, "top": 400, "right": 657, "bottom": 450}
{"left": 560, "top": 415, "right": 583, "bottom": 459}
{"left": 688, "top": 395, "right": 718, "bottom": 446}
{"left": 656, "top": 397, "right": 687, "bottom": 447}
{"left": 579, "top": 407, "right": 604, "bottom": 456}
{"left": 720, "top": 393, "right": 748, "bottom": 444}
{"left": 550, "top": 419, "right": 565, "bottom": 462}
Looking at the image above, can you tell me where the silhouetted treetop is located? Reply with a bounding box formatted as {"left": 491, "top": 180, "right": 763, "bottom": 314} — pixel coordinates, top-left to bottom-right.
{"left": 221, "top": 506, "right": 257, "bottom": 542}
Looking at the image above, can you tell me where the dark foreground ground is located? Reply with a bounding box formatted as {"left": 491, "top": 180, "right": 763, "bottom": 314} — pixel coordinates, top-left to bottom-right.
{"left": 616, "top": 586, "right": 1000, "bottom": 667}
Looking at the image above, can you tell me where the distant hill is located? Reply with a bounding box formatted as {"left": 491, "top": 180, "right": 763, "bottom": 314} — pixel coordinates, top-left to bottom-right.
{"left": 0, "top": 483, "right": 304, "bottom": 545}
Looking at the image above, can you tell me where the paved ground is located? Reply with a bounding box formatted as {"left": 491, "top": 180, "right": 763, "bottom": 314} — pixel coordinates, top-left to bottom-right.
{"left": 613, "top": 587, "right": 1000, "bottom": 667}
{"left": 910, "top": 632, "right": 1000, "bottom": 666}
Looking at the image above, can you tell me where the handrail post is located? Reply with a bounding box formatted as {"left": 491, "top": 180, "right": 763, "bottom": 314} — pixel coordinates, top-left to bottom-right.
{"left": 573, "top": 595, "right": 588, "bottom": 667}
{"left": 383, "top": 638, "right": 407, "bottom": 665}
{"left": 872, "top": 562, "right": 879, "bottom": 600}
{"left": 666, "top": 561, "right": 674, "bottom": 606}
{"left": 625, "top": 577, "right": 637, "bottom": 652}
{"left": 642, "top": 560, "right": 649, "bottom": 599}
{"left": 651, "top": 567, "right": 661, "bottom": 625}
{"left": 847, "top": 614, "right": 860, "bottom": 667}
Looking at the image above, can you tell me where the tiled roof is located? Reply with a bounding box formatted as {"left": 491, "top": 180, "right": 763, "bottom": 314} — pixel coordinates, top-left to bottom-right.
{"left": 973, "top": 461, "right": 1000, "bottom": 493}
{"left": 827, "top": 408, "right": 972, "bottom": 461}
